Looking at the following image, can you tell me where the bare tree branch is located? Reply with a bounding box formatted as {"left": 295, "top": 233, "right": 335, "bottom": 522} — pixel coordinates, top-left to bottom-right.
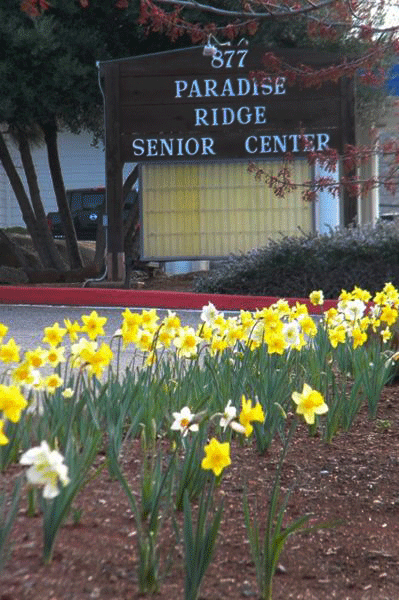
{"left": 151, "top": 0, "right": 340, "bottom": 19}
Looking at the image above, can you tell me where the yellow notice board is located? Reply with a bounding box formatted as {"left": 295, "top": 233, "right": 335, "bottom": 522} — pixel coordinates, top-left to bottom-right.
{"left": 141, "top": 161, "right": 313, "bottom": 260}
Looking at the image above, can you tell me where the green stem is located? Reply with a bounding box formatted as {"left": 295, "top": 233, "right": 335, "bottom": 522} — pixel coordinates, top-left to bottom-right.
{"left": 27, "top": 487, "right": 37, "bottom": 517}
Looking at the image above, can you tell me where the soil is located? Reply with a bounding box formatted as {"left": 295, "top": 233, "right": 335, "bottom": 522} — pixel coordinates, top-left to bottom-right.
{"left": 1, "top": 386, "right": 399, "bottom": 600}
{"left": 1, "top": 233, "right": 201, "bottom": 290}
{"left": 129, "top": 269, "right": 201, "bottom": 293}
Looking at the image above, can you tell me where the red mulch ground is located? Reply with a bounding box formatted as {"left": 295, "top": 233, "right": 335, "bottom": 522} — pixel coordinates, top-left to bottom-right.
{"left": 1, "top": 384, "right": 399, "bottom": 600}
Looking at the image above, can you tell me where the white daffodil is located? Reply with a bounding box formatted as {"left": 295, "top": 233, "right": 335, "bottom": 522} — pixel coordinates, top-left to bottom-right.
{"left": 341, "top": 299, "right": 366, "bottom": 323}
{"left": 170, "top": 406, "right": 199, "bottom": 436}
{"left": 20, "top": 441, "right": 70, "bottom": 499}
{"left": 219, "top": 400, "right": 237, "bottom": 429}
{"left": 282, "top": 320, "right": 301, "bottom": 348}
{"left": 200, "top": 302, "right": 222, "bottom": 327}
{"left": 219, "top": 400, "right": 246, "bottom": 434}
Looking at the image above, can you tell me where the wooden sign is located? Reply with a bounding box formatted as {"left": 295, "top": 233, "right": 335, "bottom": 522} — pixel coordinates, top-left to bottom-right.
{"left": 99, "top": 46, "right": 352, "bottom": 163}
{"left": 98, "top": 46, "right": 354, "bottom": 279}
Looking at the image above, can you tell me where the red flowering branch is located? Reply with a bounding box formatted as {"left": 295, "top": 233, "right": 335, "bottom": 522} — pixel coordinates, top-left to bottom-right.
{"left": 20, "top": 0, "right": 129, "bottom": 15}
{"left": 140, "top": 0, "right": 399, "bottom": 46}
{"left": 248, "top": 135, "right": 399, "bottom": 203}
{"left": 20, "top": 0, "right": 50, "bottom": 17}
{"left": 250, "top": 45, "right": 392, "bottom": 89}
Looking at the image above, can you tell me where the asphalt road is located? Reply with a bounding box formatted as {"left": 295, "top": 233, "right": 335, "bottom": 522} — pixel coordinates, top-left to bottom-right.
{"left": 0, "top": 304, "right": 210, "bottom": 352}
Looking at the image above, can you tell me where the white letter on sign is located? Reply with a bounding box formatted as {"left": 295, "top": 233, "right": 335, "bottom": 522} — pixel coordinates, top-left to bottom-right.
{"left": 175, "top": 80, "right": 188, "bottom": 98}
{"left": 132, "top": 138, "right": 144, "bottom": 156}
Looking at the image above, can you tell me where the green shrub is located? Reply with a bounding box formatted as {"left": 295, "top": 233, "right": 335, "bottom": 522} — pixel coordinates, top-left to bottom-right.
{"left": 5, "top": 227, "right": 28, "bottom": 234}
{"left": 194, "top": 221, "right": 399, "bottom": 299}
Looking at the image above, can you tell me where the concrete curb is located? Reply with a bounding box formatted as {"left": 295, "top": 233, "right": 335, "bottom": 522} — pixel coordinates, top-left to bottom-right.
{"left": 0, "top": 285, "right": 337, "bottom": 312}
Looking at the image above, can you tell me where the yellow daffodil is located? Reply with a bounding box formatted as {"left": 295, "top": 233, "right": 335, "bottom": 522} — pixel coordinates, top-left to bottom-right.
{"left": 201, "top": 437, "right": 231, "bottom": 476}
{"left": 0, "top": 384, "right": 28, "bottom": 422}
{"left": 292, "top": 383, "right": 328, "bottom": 425}
{"left": 352, "top": 327, "right": 367, "bottom": 349}
{"left": 157, "top": 328, "right": 174, "bottom": 348}
{"left": 140, "top": 309, "right": 159, "bottom": 332}
{"left": 0, "top": 322, "right": 8, "bottom": 342}
{"left": 85, "top": 343, "right": 113, "bottom": 378}
{"left": 210, "top": 335, "right": 228, "bottom": 357}
{"left": 42, "top": 322, "right": 67, "bottom": 347}
{"left": 162, "top": 310, "right": 181, "bottom": 334}
{"left": 339, "top": 289, "right": 352, "bottom": 302}
{"left": 81, "top": 310, "right": 107, "bottom": 340}
{"left": 0, "top": 419, "right": 9, "bottom": 445}
{"left": 324, "top": 307, "right": 338, "bottom": 325}
{"left": 382, "top": 282, "right": 399, "bottom": 305}
{"left": 121, "top": 321, "right": 139, "bottom": 348}
{"left": 70, "top": 338, "right": 98, "bottom": 368}
{"left": 370, "top": 317, "right": 381, "bottom": 333}
{"left": 213, "top": 313, "right": 227, "bottom": 334}
{"left": 174, "top": 327, "right": 200, "bottom": 358}
{"left": 299, "top": 315, "right": 318, "bottom": 337}
{"left": 11, "top": 362, "right": 36, "bottom": 386}
{"left": 225, "top": 322, "right": 245, "bottom": 347}
{"left": 197, "top": 322, "right": 213, "bottom": 342}
{"left": 380, "top": 305, "right": 398, "bottom": 327}
{"left": 122, "top": 307, "right": 143, "bottom": 328}
{"left": 248, "top": 321, "right": 265, "bottom": 347}
{"left": 290, "top": 302, "right": 309, "bottom": 320}
{"left": 239, "top": 310, "right": 255, "bottom": 330}
{"left": 144, "top": 350, "right": 158, "bottom": 367}
{"left": 44, "top": 374, "right": 64, "bottom": 394}
{"left": 273, "top": 299, "right": 291, "bottom": 318}
{"left": 46, "top": 346, "right": 66, "bottom": 368}
{"left": 309, "top": 290, "right": 324, "bottom": 306}
{"left": 373, "top": 291, "right": 386, "bottom": 306}
{"left": 25, "top": 347, "right": 48, "bottom": 369}
{"left": 265, "top": 332, "right": 286, "bottom": 355}
{"left": 381, "top": 327, "right": 392, "bottom": 343}
{"left": 328, "top": 324, "right": 347, "bottom": 348}
{"left": 352, "top": 286, "right": 371, "bottom": 303}
{"left": 0, "top": 338, "right": 20, "bottom": 363}
{"left": 135, "top": 328, "right": 154, "bottom": 353}
{"left": 64, "top": 318, "right": 81, "bottom": 342}
{"left": 256, "top": 308, "right": 282, "bottom": 332}
{"left": 239, "top": 395, "right": 265, "bottom": 437}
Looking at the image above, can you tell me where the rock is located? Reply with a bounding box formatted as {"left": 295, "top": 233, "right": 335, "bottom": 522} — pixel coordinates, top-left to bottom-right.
{"left": 25, "top": 268, "right": 65, "bottom": 284}
{"left": 0, "top": 265, "right": 29, "bottom": 284}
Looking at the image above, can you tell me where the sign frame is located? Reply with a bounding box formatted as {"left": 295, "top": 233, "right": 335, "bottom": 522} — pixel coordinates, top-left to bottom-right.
{"left": 98, "top": 45, "right": 355, "bottom": 280}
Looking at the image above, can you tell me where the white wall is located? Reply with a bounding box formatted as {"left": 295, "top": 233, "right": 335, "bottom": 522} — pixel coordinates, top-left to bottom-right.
{"left": 0, "top": 130, "right": 105, "bottom": 228}
{"left": 314, "top": 161, "right": 341, "bottom": 233}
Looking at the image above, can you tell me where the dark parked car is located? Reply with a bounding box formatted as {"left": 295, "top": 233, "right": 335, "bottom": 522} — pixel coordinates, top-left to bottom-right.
{"left": 47, "top": 187, "right": 137, "bottom": 241}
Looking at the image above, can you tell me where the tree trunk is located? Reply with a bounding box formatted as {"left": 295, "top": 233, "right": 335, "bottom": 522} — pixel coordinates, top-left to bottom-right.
{"left": 0, "top": 130, "right": 65, "bottom": 269}
{"left": 122, "top": 164, "right": 139, "bottom": 201}
{"left": 41, "top": 119, "right": 83, "bottom": 270}
{"left": 16, "top": 129, "right": 66, "bottom": 271}
{"left": 122, "top": 165, "right": 140, "bottom": 287}
{"left": 123, "top": 195, "right": 139, "bottom": 288}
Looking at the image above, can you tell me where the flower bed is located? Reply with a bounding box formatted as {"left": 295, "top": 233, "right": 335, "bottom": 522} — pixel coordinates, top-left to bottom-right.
{"left": 1, "top": 284, "right": 399, "bottom": 599}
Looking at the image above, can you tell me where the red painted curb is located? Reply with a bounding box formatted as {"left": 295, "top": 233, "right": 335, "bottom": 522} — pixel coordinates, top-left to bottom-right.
{"left": 0, "top": 285, "right": 338, "bottom": 313}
